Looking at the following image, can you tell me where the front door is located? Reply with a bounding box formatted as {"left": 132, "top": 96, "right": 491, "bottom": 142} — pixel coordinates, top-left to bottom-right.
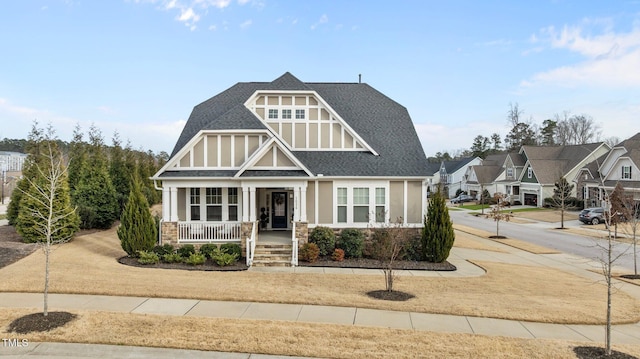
{"left": 271, "top": 192, "right": 288, "bottom": 229}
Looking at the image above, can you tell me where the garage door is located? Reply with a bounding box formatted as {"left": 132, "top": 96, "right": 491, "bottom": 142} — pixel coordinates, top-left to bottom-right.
{"left": 524, "top": 193, "right": 538, "bottom": 206}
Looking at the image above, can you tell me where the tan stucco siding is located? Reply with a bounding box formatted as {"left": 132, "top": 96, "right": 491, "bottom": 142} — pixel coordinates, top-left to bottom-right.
{"left": 247, "top": 136, "right": 260, "bottom": 157}
{"left": 407, "top": 181, "right": 423, "bottom": 223}
{"left": 255, "top": 148, "right": 273, "bottom": 167}
{"left": 179, "top": 153, "right": 189, "bottom": 167}
{"left": 309, "top": 123, "right": 318, "bottom": 148}
{"left": 282, "top": 123, "right": 292, "bottom": 145}
{"left": 295, "top": 123, "right": 306, "bottom": 147}
{"left": 256, "top": 96, "right": 265, "bottom": 105}
{"left": 321, "top": 109, "right": 329, "bottom": 121}
{"left": 321, "top": 123, "right": 330, "bottom": 148}
{"left": 234, "top": 136, "right": 245, "bottom": 166}
{"left": 318, "top": 181, "right": 333, "bottom": 224}
{"left": 177, "top": 188, "right": 186, "bottom": 221}
{"left": 332, "top": 124, "right": 341, "bottom": 148}
{"left": 344, "top": 132, "right": 353, "bottom": 148}
{"left": 282, "top": 96, "right": 292, "bottom": 105}
{"left": 207, "top": 135, "right": 218, "bottom": 167}
{"left": 267, "top": 96, "right": 278, "bottom": 106}
{"left": 256, "top": 108, "right": 265, "bottom": 119}
{"left": 193, "top": 138, "right": 204, "bottom": 167}
{"left": 295, "top": 96, "right": 306, "bottom": 106}
{"left": 276, "top": 148, "right": 295, "bottom": 167}
{"left": 220, "top": 136, "right": 231, "bottom": 167}
{"left": 390, "top": 181, "right": 404, "bottom": 222}
{"left": 309, "top": 97, "right": 318, "bottom": 106}
{"left": 306, "top": 181, "right": 315, "bottom": 223}
{"left": 309, "top": 108, "right": 318, "bottom": 121}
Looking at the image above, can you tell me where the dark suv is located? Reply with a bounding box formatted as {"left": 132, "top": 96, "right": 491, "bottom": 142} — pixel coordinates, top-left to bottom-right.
{"left": 579, "top": 207, "right": 605, "bottom": 225}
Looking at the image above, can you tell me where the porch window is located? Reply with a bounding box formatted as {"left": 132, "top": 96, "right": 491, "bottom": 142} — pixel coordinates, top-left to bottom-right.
{"left": 190, "top": 188, "right": 201, "bottom": 221}
{"left": 337, "top": 187, "right": 347, "bottom": 223}
{"left": 282, "top": 109, "right": 292, "bottom": 119}
{"left": 228, "top": 188, "right": 238, "bottom": 221}
{"left": 206, "top": 188, "right": 222, "bottom": 221}
{"left": 268, "top": 109, "right": 278, "bottom": 119}
{"left": 622, "top": 166, "right": 632, "bottom": 179}
{"left": 375, "top": 187, "right": 385, "bottom": 223}
{"left": 353, "top": 188, "right": 369, "bottom": 222}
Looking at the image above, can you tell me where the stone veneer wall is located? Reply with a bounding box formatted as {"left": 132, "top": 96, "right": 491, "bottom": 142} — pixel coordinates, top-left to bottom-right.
{"left": 240, "top": 221, "right": 257, "bottom": 254}
{"left": 294, "top": 222, "right": 308, "bottom": 247}
{"left": 161, "top": 222, "right": 178, "bottom": 245}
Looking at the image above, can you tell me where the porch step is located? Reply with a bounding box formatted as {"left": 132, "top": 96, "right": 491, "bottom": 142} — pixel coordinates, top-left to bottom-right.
{"left": 252, "top": 244, "right": 292, "bottom": 267}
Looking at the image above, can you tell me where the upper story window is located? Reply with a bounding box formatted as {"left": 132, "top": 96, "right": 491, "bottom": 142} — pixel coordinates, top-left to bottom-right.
{"left": 268, "top": 109, "right": 278, "bottom": 119}
{"left": 527, "top": 168, "right": 533, "bottom": 178}
{"left": 295, "top": 109, "right": 305, "bottom": 119}
{"left": 622, "top": 166, "right": 632, "bottom": 179}
{"left": 282, "top": 109, "right": 292, "bottom": 119}
{"left": 506, "top": 167, "right": 514, "bottom": 178}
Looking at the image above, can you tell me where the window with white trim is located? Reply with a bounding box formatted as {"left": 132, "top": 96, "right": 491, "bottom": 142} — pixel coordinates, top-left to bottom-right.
{"left": 206, "top": 188, "right": 222, "bottom": 221}
{"left": 527, "top": 168, "right": 533, "bottom": 178}
{"left": 295, "top": 109, "right": 305, "bottom": 120}
{"left": 337, "top": 188, "right": 347, "bottom": 223}
{"left": 506, "top": 167, "right": 514, "bottom": 178}
{"left": 190, "top": 188, "right": 201, "bottom": 221}
{"left": 282, "top": 109, "right": 292, "bottom": 119}
{"left": 228, "top": 188, "right": 238, "bottom": 221}
{"left": 622, "top": 166, "right": 632, "bottom": 179}
{"left": 353, "top": 188, "right": 369, "bottom": 223}
{"left": 375, "top": 188, "right": 385, "bottom": 223}
{"left": 268, "top": 109, "right": 278, "bottom": 119}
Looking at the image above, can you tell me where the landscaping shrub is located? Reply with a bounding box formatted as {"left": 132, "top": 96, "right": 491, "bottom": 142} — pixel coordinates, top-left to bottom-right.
{"left": 137, "top": 251, "right": 159, "bottom": 265}
{"left": 152, "top": 244, "right": 174, "bottom": 256}
{"left": 309, "top": 226, "right": 335, "bottom": 256}
{"left": 221, "top": 243, "right": 242, "bottom": 258}
{"left": 423, "top": 190, "right": 455, "bottom": 263}
{"left": 184, "top": 253, "right": 206, "bottom": 265}
{"left": 300, "top": 243, "right": 320, "bottom": 263}
{"left": 199, "top": 243, "right": 218, "bottom": 259}
{"left": 402, "top": 234, "right": 423, "bottom": 261}
{"left": 177, "top": 244, "right": 196, "bottom": 258}
{"left": 162, "top": 253, "right": 183, "bottom": 263}
{"left": 337, "top": 228, "right": 364, "bottom": 258}
{"left": 211, "top": 248, "right": 238, "bottom": 266}
{"left": 332, "top": 248, "right": 345, "bottom": 262}
{"left": 368, "top": 229, "right": 392, "bottom": 260}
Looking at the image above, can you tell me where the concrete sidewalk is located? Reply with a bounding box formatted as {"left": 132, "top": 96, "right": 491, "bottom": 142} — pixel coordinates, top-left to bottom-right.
{"left": 2, "top": 292, "right": 640, "bottom": 345}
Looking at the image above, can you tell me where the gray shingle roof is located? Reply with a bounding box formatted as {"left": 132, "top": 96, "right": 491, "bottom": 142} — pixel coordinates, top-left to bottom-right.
{"left": 521, "top": 143, "right": 604, "bottom": 184}
{"left": 169, "top": 72, "right": 429, "bottom": 177}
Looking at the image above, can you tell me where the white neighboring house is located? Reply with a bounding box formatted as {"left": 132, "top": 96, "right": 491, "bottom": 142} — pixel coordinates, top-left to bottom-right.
{"left": 436, "top": 157, "right": 482, "bottom": 198}
{"left": 597, "top": 133, "right": 640, "bottom": 205}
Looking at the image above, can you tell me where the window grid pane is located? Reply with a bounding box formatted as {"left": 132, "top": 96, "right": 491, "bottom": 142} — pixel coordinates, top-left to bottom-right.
{"left": 337, "top": 188, "right": 347, "bottom": 205}
{"left": 282, "top": 109, "right": 292, "bottom": 119}
{"left": 268, "top": 109, "right": 278, "bottom": 119}
{"left": 228, "top": 188, "right": 238, "bottom": 204}
{"left": 375, "top": 188, "right": 385, "bottom": 205}
{"left": 295, "top": 109, "right": 305, "bottom": 119}
{"left": 206, "top": 188, "right": 222, "bottom": 204}
{"left": 353, "top": 207, "right": 368, "bottom": 222}
{"left": 353, "top": 188, "right": 369, "bottom": 205}
{"left": 337, "top": 206, "right": 347, "bottom": 223}
{"left": 190, "top": 188, "right": 200, "bottom": 204}
{"left": 229, "top": 206, "right": 238, "bottom": 221}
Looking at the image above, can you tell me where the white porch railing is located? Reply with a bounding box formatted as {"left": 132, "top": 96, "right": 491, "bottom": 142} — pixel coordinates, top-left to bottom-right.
{"left": 291, "top": 221, "right": 298, "bottom": 266}
{"left": 177, "top": 221, "right": 241, "bottom": 243}
{"left": 246, "top": 221, "right": 257, "bottom": 266}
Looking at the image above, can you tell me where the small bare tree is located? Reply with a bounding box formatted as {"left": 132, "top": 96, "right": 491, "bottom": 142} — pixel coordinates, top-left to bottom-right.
{"left": 17, "top": 135, "right": 79, "bottom": 316}
{"left": 621, "top": 194, "right": 640, "bottom": 276}
{"left": 486, "top": 193, "right": 512, "bottom": 238}
{"left": 551, "top": 176, "right": 574, "bottom": 229}
{"left": 371, "top": 218, "right": 412, "bottom": 292}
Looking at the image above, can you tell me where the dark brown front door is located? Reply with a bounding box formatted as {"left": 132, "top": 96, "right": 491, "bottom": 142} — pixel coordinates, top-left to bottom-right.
{"left": 271, "top": 192, "right": 288, "bottom": 229}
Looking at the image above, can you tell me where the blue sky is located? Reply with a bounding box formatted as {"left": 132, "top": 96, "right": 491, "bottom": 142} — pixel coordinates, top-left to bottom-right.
{"left": 1, "top": 1, "right": 639, "bottom": 156}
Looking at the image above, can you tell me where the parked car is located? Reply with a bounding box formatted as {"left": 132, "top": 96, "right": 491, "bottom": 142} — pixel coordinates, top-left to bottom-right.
{"left": 451, "top": 194, "right": 475, "bottom": 204}
{"left": 579, "top": 207, "right": 605, "bottom": 225}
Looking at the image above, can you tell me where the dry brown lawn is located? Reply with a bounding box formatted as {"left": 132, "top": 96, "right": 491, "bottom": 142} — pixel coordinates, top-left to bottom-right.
{"left": 1, "top": 228, "right": 639, "bottom": 325}
{"left": 511, "top": 209, "right": 580, "bottom": 223}
{"left": 2, "top": 308, "right": 640, "bottom": 359}
{"left": 492, "top": 239, "right": 561, "bottom": 254}
{"left": 453, "top": 230, "right": 508, "bottom": 252}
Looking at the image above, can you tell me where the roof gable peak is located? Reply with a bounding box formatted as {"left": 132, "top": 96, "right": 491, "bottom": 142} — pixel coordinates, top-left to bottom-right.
{"left": 269, "top": 72, "right": 311, "bottom": 91}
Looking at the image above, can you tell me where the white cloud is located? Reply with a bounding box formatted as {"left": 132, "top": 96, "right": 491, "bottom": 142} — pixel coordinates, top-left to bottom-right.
{"left": 523, "top": 20, "right": 640, "bottom": 88}
{"left": 310, "top": 14, "right": 328, "bottom": 30}
{"left": 240, "top": 19, "right": 252, "bottom": 29}
{"left": 178, "top": 7, "right": 199, "bottom": 22}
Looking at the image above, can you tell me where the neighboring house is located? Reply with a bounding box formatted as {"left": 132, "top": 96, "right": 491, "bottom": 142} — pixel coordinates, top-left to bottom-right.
{"left": 596, "top": 133, "right": 640, "bottom": 205}
{"left": 466, "top": 153, "right": 509, "bottom": 199}
{"left": 436, "top": 157, "right": 482, "bottom": 198}
{"left": 517, "top": 143, "right": 610, "bottom": 207}
{"left": 0, "top": 151, "right": 27, "bottom": 172}
{"left": 151, "top": 73, "right": 430, "bottom": 266}
{"left": 425, "top": 162, "right": 442, "bottom": 196}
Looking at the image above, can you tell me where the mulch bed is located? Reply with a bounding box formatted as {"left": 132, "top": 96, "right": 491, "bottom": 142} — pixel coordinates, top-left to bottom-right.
{"left": 366, "top": 290, "right": 415, "bottom": 301}
{"left": 300, "top": 257, "right": 456, "bottom": 271}
{"left": 8, "top": 312, "right": 77, "bottom": 334}
{"left": 574, "top": 346, "right": 638, "bottom": 359}
{"left": 0, "top": 225, "right": 37, "bottom": 269}
{"left": 118, "top": 256, "right": 249, "bottom": 271}
{"left": 621, "top": 274, "right": 640, "bottom": 280}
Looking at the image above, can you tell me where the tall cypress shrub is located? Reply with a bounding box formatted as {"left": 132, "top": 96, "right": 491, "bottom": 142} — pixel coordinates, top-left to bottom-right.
{"left": 422, "top": 189, "right": 455, "bottom": 263}
{"left": 118, "top": 177, "right": 158, "bottom": 256}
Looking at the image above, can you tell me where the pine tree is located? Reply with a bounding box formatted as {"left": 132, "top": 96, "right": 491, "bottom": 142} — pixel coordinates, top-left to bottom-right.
{"left": 422, "top": 188, "right": 455, "bottom": 263}
{"left": 74, "top": 125, "right": 119, "bottom": 229}
{"left": 118, "top": 175, "right": 158, "bottom": 256}
{"left": 109, "top": 132, "right": 131, "bottom": 211}
{"left": 67, "top": 123, "right": 87, "bottom": 200}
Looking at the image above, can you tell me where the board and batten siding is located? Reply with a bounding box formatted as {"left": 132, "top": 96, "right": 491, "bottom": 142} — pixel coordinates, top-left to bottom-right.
{"left": 176, "top": 134, "right": 267, "bottom": 169}
{"left": 177, "top": 188, "right": 186, "bottom": 221}
{"left": 306, "top": 181, "right": 315, "bottom": 224}
{"left": 389, "top": 181, "right": 404, "bottom": 222}
{"left": 406, "top": 181, "right": 423, "bottom": 223}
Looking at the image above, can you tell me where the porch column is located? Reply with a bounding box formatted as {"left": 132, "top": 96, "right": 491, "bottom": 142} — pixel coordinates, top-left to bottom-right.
{"left": 242, "top": 187, "right": 250, "bottom": 222}
{"left": 300, "top": 185, "right": 307, "bottom": 222}
{"left": 170, "top": 187, "right": 178, "bottom": 221}
{"left": 249, "top": 187, "right": 257, "bottom": 221}
{"left": 162, "top": 187, "right": 170, "bottom": 221}
{"left": 293, "top": 187, "right": 300, "bottom": 222}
